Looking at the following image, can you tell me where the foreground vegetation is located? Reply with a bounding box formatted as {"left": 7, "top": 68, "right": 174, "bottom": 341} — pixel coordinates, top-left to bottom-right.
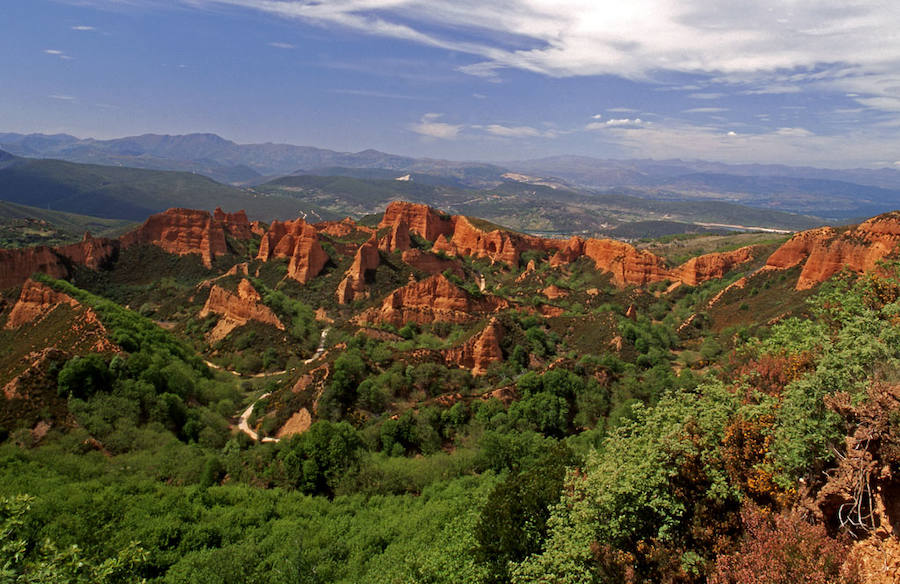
{"left": 2, "top": 256, "right": 898, "bottom": 583}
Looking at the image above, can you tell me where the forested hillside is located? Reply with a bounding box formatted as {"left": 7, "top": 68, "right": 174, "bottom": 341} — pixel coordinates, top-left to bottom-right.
{"left": 0, "top": 202, "right": 898, "bottom": 583}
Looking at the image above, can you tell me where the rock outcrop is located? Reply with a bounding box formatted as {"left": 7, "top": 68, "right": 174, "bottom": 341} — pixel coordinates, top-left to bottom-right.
{"left": 2, "top": 279, "right": 118, "bottom": 353}
{"left": 673, "top": 246, "right": 757, "bottom": 287}
{"left": 0, "top": 247, "right": 71, "bottom": 290}
{"left": 0, "top": 233, "right": 118, "bottom": 290}
{"left": 120, "top": 208, "right": 233, "bottom": 268}
{"left": 315, "top": 217, "right": 375, "bottom": 239}
{"left": 55, "top": 232, "right": 118, "bottom": 271}
{"left": 336, "top": 237, "right": 380, "bottom": 304}
{"left": 213, "top": 207, "right": 254, "bottom": 239}
{"left": 4, "top": 278, "right": 80, "bottom": 329}
{"left": 765, "top": 213, "right": 900, "bottom": 290}
{"left": 551, "top": 236, "right": 757, "bottom": 288}
{"left": 357, "top": 274, "right": 509, "bottom": 326}
{"left": 257, "top": 219, "right": 329, "bottom": 284}
{"left": 400, "top": 249, "right": 463, "bottom": 277}
{"left": 378, "top": 221, "right": 411, "bottom": 252}
{"left": 199, "top": 279, "right": 285, "bottom": 342}
{"left": 443, "top": 318, "right": 504, "bottom": 375}
{"left": 379, "top": 201, "right": 454, "bottom": 242}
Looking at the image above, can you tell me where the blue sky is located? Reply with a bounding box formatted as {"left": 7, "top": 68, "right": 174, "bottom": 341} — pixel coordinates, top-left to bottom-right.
{"left": 2, "top": 0, "right": 899, "bottom": 168}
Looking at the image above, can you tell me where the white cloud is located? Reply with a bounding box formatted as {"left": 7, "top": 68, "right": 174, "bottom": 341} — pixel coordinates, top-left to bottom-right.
{"left": 408, "top": 113, "right": 461, "bottom": 139}
{"left": 74, "top": 1, "right": 900, "bottom": 113}
{"left": 682, "top": 107, "right": 729, "bottom": 113}
{"left": 44, "top": 49, "right": 73, "bottom": 60}
{"left": 587, "top": 118, "right": 647, "bottom": 130}
{"left": 71, "top": 25, "right": 96, "bottom": 31}
{"left": 774, "top": 127, "right": 814, "bottom": 137}
{"left": 267, "top": 41, "right": 295, "bottom": 49}
{"left": 591, "top": 114, "right": 603, "bottom": 119}
{"left": 331, "top": 88, "right": 425, "bottom": 100}
{"left": 688, "top": 92, "right": 725, "bottom": 100}
{"left": 49, "top": 94, "right": 76, "bottom": 101}
{"left": 606, "top": 107, "right": 639, "bottom": 113}
{"left": 484, "top": 124, "right": 542, "bottom": 137}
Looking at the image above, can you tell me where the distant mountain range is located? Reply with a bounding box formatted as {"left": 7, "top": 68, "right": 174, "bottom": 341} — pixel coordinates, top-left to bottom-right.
{"left": 4, "top": 130, "right": 900, "bottom": 223}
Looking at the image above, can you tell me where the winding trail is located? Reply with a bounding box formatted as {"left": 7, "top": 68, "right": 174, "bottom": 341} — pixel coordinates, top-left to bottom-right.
{"left": 235, "top": 327, "right": 330, "bottom": 443}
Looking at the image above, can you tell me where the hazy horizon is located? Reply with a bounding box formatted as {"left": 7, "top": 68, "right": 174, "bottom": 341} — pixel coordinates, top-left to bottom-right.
{"left": 3, "top": 1, "right": 899, "bottom": 169}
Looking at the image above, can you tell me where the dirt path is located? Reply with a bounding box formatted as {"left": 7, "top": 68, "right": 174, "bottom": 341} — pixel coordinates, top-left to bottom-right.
{"left": 235, "top": 327, "right": 330, "bottom": 443}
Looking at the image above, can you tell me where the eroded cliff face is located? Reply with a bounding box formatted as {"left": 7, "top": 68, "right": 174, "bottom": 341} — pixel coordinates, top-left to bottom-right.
{"left": 0, "top": 233, "right": 119, "bottom": 290}
{"left": 400, "top": 249, "right": 463, "bottom": 277}
{"left": 549, "top": 236, "right": 757, "bottom": 288}
{"left": 4, "top": 278, "right": 80, "bottom": 329}
{"left": 433, "top": 216, "right": 525, "bottom": 266}
{"left": 213, "top": 207, "right": 254, "bottom": 240}
{"left": 315, "top": 217, "right": 375, "bottom": 239}
{"left": 357, "top": 274, "right": 509, "bottom": 326}
{"left": 378, "top": 221, "right": 411, "bottom": 253}
{"left": 336, "top": 237, "right": 380, "bottom": 304}
{"left": 120, "top": 208, "right": 235, "bottom": 268}
{"left": 673, "top": 246, "right": 757, "bottom": 287}
{"left": 379, "top": 201, "right": 454, "bottom": 242}
{"left": 765, "top": 214, "right": 900, "bottom": 290}
{"left": 56, "top": 233, "right": 119, "bottom": 271}
{"left": 256, "top": 219, "right": 329, "bottom": 284}
{"left": 2, "top": 279, "right": 117, "bottom": 353}
{"left": 443, "top": 318, "right": 504, "bottom": 375}
{"left": 199, "top": 278, "right": 284, "bottom": 342}
{"left": 0, "top": 247, "right": 70, "bottom": 290}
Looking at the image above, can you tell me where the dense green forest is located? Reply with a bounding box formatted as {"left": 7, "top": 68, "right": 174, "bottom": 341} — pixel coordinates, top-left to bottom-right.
{"left": 2, "top": 261, "right": 898, "bottom": 582}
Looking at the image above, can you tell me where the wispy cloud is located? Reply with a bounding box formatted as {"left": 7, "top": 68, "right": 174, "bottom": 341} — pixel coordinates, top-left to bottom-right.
{"left": 408, "top": 113, "right": 461, "bottom": 139}
{"left": 330, "top": 88, "right": 426, "bottom": 100}
{"left": 688, "top": 92, "right": 725, "bottom": 100}
{"left": 682, "top": 107, "right": 729, "bottom": 113}
{"left": 71, "top": 25, "right": 96, "bottom": 31}
{"left": 49, "top": 94, "right": 76, "bottom": 101}
{"left": 606, "top": 107, "right": 638, "bottom": 113}
{"left": 586, "top": 117, "right": 647, "bottom": 130}
{"left": 267, "top": 41, "right": 295, "bottom": 49}
{"left": 44, "top": 49, "right": 73, "bottom": 60}
{"left": 483, "top": 124, "right": 543, "bottom": 138}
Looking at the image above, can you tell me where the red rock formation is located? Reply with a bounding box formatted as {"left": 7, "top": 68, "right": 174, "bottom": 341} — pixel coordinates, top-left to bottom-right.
{"left": 400, "top": 249, "right": 463, "bottom": 277}
{"left": 199, "top": 279, "right": 285, "bottom": 342}
{"left": 764, "top": 213, "right": 900, "bottom": 290}
{"left": 625, "top": 304, "right": 637, "bottom": 321}
{"left": 379, "top": 201, "right": 454, "bottom": 242}
{"left": 433, "top": 216, "right": 525, "bottom": 265}
{"left": 542, "top": 284, "right": 568, "bottom": 300}
{"left": 4, "top": 278, "right": 80, "bottom": 329}
{"left": 378, "top": 220, "right": 411, "bottom": 252}
{"left": 765, "top": 227, "right": 838, "bottom": 270}
{"left": 56, "top": 232, "right": 118, "bottom": 270}
{"left": 548, "top": 235, "right": 756, "bottom": 288}
{"left": 120, "top": 208, "right": 230, "bottom": 268}
{"left": 0, "top": 232, "right": 119, "bottom": 290}
{"left": 443, "top": 318, "right": 504, "bottom": 375}
{"left": 315, "top": 217, "right": 375, "bottom": 239}
{"left": 673, "top": 246, "right": 757, "bottom": 287}
{"left": 0, "top": 247, "right": 70, "bottom": 290}
{"left": 357, "top": 274, "right": 509, "bottom": 326}
{"left": 549, "top": 237, "right": 586, "bottom": 268}
{"left": 256, "top": 218, "right": 328, "bottom": 284}
{"left": 250, "top": 220, "right": 267, "bottom": 236}
{"left": 213, "top": 207, "right": 253, "bottom": 239}
{"left": 336, "top": 237, "right": 380, "bottom": 304}
{"left": 583, "top": 238, "right": 670, "bottom": 287}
